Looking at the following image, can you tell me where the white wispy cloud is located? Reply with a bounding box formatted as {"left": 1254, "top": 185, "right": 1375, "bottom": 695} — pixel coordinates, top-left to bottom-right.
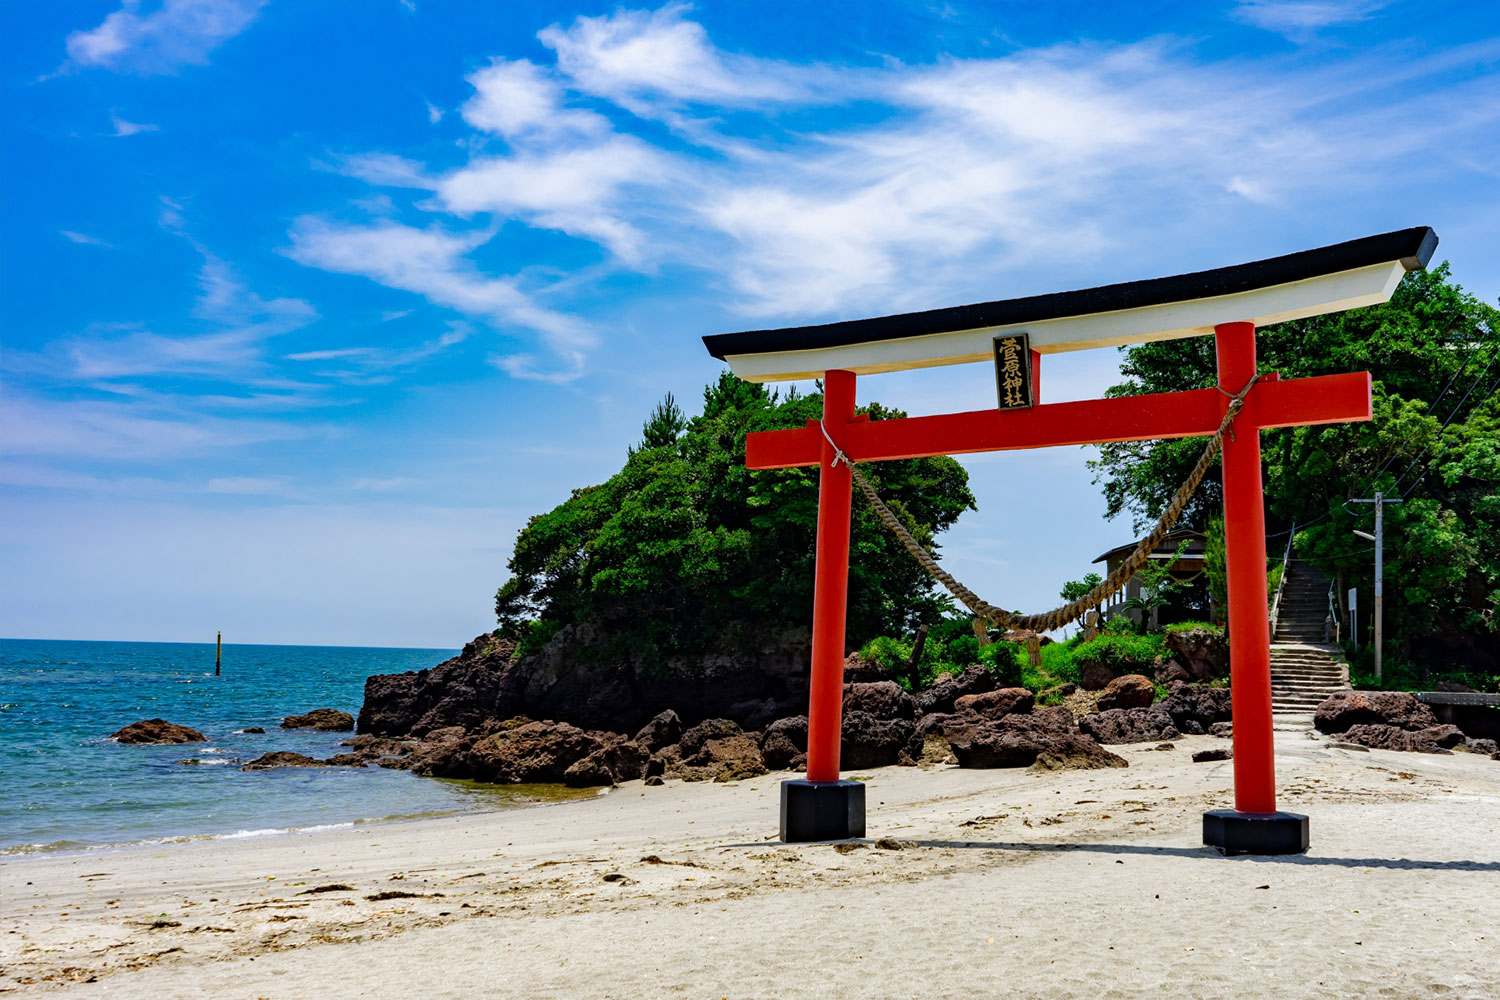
{"left": 1232, "top": 1, "right": 1388, "bottom": 39}
{"left": 297, "top": 3, "right": 1499, "bottom": 368}
{"left": 64, "top": 0, "right": 265, "bottom": 75}
{"left": 284, "top": 218, "right": 592, "bottom": 379}
{"left": 61, "top": 230, "right": 114, "bottom": 247}
{"left": 110, "top": 113, "right": 158, "bottom": 136}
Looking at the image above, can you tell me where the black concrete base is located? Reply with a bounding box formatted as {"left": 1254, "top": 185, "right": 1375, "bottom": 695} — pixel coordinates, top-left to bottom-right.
{"left": 1203, "top": 809, "right": 1309, "bottom": 856}
{"left": 780, "top": 779, "right": 866, "bottom": 842}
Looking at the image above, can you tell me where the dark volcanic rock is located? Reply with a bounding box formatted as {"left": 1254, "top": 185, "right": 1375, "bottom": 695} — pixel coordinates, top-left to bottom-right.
{"left": 1079, "top": 707, "right": 1178, "bottom": 744}
{"left": 915, "top": 665, "right": 995, "bottom": 715}
{"left": 1340, "top": 723, "right": 1464, "bottom": 753}
{"left": 678, "top": 719, "right": 742, "bottom": 758}
{"left": 1461, "top": 738, "right": 1499, "bottom": 755}
{"left": 1080, "top": 662, "right": 1114, "bottom": 691}
{"left": 673, "top": 734, "right": 767, "bottom": 782}
{"left": 418, "top": 721, "right": 606, "bottom": 783}
{"left": 281, "top": 708, "right": 354, "bottom": 731}
{"left": 632, "top": 710, "right": 682, "bottom": 754}
{"left": 1163, "top": 627, "right": 1229, "bottom": 682}
{"left": 111, "top": 719, "right": 207, "bottom": 744}
{"left": 759, "top": 716, "right": 808, "bottom": 770}
{"left": 242, "top": 727, "right": 266, "bottom": 734}
{"left": 1192, "top": 748, "right": 1232, "bottom": 762}
{"left": 1159, "top": 685, "right": 1233, "bottom": 735}
{"left": 359, "top": 624, "right": 815, "bottom": 739}
{"left": 844, "top": 681, "right": 916, "bottom": 720}
{"left": 842, "top": 652, "right": 893, "bottom": 684}
{"left": 954, "top": 687, "right": 1035, "bottom": 720}
{"left": 242, "top": 751, "right": 334, "bottom": 770}
{"left": 1314, "top": 691, "right": 1440, "bottom": 735}
{"left": 949, "top": 715, "right": 1124, "bottom": 770}
{"left": 1096, "top": 674, "right": 1156, "bottom": 711}
{"left": 358, "top": 632, "right": 518, "bottom": 737}
{"left": 841, "top": 711, "right": 915, "bottom": 769}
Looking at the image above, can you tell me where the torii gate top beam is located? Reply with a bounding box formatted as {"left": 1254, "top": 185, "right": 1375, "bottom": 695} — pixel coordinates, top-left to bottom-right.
{"left": 703, "top": 227, "right": 1436, "bottom": 383}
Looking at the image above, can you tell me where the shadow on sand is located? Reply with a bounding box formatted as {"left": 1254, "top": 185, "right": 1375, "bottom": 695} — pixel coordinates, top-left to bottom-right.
{"left": 724, "top": 838, "right": 1500, "bottom": 871}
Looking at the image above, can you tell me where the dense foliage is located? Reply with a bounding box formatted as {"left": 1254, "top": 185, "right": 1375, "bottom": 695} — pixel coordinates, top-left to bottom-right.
{"left": 494, "top": 374, "right": 976, "bottom": 662}
{"left": 1088, "top": 266, "right": 1499, "bottom": 677}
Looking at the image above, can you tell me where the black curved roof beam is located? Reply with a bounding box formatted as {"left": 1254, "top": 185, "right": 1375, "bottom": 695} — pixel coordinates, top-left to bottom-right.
{"left": 704, "top": 227, "right": 1437, "bottom": 382}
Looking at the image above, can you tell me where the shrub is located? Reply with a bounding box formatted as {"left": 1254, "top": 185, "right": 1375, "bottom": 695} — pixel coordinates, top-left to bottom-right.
{"left": 1073, "top": 633, "right": 1165, "bottom": 673}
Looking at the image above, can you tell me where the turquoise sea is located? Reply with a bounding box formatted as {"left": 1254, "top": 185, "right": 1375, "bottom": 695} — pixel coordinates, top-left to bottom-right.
{"left": 0, "top": 639, "right": 571, "bottom": 854}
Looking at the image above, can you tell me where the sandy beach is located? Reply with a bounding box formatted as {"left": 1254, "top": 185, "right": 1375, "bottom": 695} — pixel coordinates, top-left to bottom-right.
{"left": 3, "top": 731, "right": 1497, "bottom": 999}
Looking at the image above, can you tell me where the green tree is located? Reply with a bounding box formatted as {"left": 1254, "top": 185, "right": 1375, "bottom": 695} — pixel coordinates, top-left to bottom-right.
{"left": 631, "top": 392, "right": 687, "bottom": 454}
{"left": 495, "top": 373, "right": 977, "bottom": 663}
{"left": 1088, "top": 265, "right": 1499, "bottom": 674}
{"left": 1059, "top": 572, "right": 1103, "bottom": 629}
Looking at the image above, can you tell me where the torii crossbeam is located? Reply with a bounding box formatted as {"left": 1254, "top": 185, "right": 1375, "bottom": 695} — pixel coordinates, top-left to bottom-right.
{"left": 703, "top": 227, "right": 1436, "bottom": 855}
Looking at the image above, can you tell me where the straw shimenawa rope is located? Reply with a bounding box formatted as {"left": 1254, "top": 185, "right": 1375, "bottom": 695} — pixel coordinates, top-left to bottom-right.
{"left": 819, "top": 377, "right": 1259, "bottom": 635}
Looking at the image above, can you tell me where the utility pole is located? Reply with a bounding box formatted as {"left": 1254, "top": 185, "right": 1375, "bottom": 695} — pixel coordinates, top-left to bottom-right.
{"left": 1351, "top": 492, "right": 1402, "bottom": 686}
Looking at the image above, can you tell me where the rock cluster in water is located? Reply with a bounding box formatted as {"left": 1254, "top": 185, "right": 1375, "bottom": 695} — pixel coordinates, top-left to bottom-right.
{"left": 111, "top": 719, "right": 207, "bottom": 744}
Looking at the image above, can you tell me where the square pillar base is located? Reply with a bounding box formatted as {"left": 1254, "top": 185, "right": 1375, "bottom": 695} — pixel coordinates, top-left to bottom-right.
{"left": 1203, "top": 809, "right": 1309, "bottom": 856}
{"left": 780, "top": 779, "right": 865, "bottom": 842}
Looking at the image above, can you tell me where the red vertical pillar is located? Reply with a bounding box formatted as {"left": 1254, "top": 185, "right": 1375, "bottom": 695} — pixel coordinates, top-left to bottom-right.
{"left": 805, "top": 369, "right": 856, "bottom": 783}
{"left": 1216, "top": 321, "right": 1277, "bottom": 815}
{"left": 1030, "top": 349, "right": 1041, "bottom": 404}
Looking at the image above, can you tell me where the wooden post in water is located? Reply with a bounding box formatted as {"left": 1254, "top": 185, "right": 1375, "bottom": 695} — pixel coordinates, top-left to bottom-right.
{"left": 216, "top": 631, "right": 222, "bottom": 677}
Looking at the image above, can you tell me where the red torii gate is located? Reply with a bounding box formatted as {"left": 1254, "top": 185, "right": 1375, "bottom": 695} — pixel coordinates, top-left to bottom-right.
{"left": 704, "top": 227, "right": 1436, "bottom": 855}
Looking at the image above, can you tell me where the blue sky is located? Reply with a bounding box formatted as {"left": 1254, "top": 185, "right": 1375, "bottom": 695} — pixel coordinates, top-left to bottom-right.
{"left": 3, "top": 0, "right": 1497, "bottom": 647}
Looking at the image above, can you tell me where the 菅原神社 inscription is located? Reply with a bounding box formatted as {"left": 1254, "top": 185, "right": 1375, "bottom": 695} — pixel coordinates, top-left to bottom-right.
{"left": 994, "top": 333, "right": 1033, "bottom": 410}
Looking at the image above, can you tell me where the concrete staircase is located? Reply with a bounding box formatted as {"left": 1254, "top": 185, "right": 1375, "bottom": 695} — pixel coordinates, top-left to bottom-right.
{"left": 1269, "top": 559, "right": 1350, "bottom": 718}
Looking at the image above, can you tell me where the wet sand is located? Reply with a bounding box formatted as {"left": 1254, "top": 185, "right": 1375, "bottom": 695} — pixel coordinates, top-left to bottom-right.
{"left": 3, "top": 732, "right": 1497, "bottom": 998}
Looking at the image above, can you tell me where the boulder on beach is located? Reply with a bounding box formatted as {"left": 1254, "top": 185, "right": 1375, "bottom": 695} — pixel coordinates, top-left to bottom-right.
{"left": 1079, "top": 706, "right": 1179, "bottom": 744}
{"left": 242, "top": 751, "right": 334, "bottom": 770}
{"left": 281, "top": 708, "right": 355, "bottom": 731}
{"left": 1095, "top": 674, "right": 1155, "bottom": 711}
{"left": 111, "top": 719, "right": 207, "bottom": 744}
{"left": 948, "top": 714, "right": 1124, "bottom": 770}
{"left": 954, "top": 687, "right": 1035, "bottom": 719}
{"left": 1313, "top": 691, "right": 1439, "bottom": 735}
{"left": 632, "top": 710, "right": 682, "bottom": 754}
{"left": 1338, "top": 723, "right": 1464, "bottom": 753}
{"left": 844, "top": 680, "right": 917, "bottom": 720}
{"left": 915, "top": 664, "right": 994, "bottom": 715}
{"left": 840, "top": 711, "right": 914, "bottom": 769}
{"left": 759, "top": 716, "right": 808, "bottom": 770}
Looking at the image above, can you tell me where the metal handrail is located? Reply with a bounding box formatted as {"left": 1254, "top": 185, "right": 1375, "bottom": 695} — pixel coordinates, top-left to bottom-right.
{"left": 1269, "top": 522, "right": 1296, "bottom": 638}
{"left": 1326, "top": 580, "right": 1340, "bottom": 645}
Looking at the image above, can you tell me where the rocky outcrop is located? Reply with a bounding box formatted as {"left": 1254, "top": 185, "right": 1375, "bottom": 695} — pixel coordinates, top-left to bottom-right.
{"left": 1095, "top": 674, "right": 1155, "bottom": 711}
{"left": 1314, "top": 691, "right": 1439, "bottom": 735}
{"left": 242, "top": 752, "right": 334, "bottom": 770}
{"left": 1080, "top": 663, "right": 1114, "bottom": 691}
{"left": 111, "top": 719, "right": 207, "bottom": 744}
{"left": 359, "top": 628, "right": 812, "bottom": 737}
{"left": 844, "top": 681, "right": 916, "bottom": 720}
{"left": 759, "top": 716, "right": 807, "bottom": 770}
{"left": 632, "top": 710, "right": 683, "bottom": 754}
{"left": 953, "top": 687, "right": 1035, "bottom": 719}
{"left": 565, "top": 741, "right": 650, "bottom": 787}
{"left": 1158, "top": 685, "right": 1233, "bottom": 735}
{"left": 948, "top": 715, "right": 1124, "bottom": 770}
{"left": 1338, "top": 723, "right": 1465, "bottom": 753}
{"left": 841, "top": 711, "right": 914, "bottom": 769}
{"left": 281, "top": 708, "right": 354, "bottom": 731}
{"left": 842, "top": 652, "right": 893, "bottom": 684}
{"left": 358, "top": 633, "right": 519, "bottom": 737}
{"left": 1162, "top": 627, "right": 1229, "bottom": 682}
{"left": 915, "top": 665, "right": 994, "bottom": 715}
{"left": 1079, "top": 707, "right": 1179, "bottom": 744}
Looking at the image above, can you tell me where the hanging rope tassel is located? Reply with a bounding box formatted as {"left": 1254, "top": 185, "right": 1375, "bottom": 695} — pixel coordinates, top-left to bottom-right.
{"left": 826, "top": 375, "right": 1259, "bottom": 635}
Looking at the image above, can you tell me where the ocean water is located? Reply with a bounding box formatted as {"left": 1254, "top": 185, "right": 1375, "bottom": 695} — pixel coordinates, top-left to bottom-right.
{"left": 0, "top": 638, "right": 587, "bottom": 854}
